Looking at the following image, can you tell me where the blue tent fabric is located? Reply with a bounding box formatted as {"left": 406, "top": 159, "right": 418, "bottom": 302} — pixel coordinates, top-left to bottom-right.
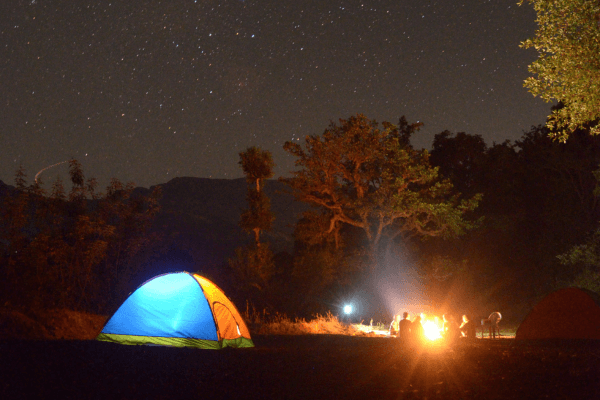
{"left": 101, "top": 272, "right": 218, "bottom": 340}
{"left": 97, "top": 272, "right": 254, "bottom": 349}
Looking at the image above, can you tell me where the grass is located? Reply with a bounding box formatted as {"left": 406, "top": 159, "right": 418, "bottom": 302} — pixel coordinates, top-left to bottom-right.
{"left": 255, "top": 312, "right": 360, "bottom": 335}
{"left": 242, "top": 303, "right": 520, "bottom": 339}
{"left": 242, "top": 304, "right": 361, "bottom": 335}
{"left": 497, "top": 324, "right": 518, "bottom": 337}
{"left": 0, "top": 307, "right": 108, "bottom": 340}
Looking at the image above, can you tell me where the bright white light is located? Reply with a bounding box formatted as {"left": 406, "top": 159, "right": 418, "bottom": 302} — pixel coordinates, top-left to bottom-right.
{"left": 343, "top": 305, "right": 352, "bottom": 315}
{"left": 423, "top": 320, "right": 442, "bottom": 341}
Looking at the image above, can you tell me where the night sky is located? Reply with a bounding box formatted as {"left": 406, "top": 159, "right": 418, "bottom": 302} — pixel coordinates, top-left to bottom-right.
{"left": 1, "top": 0, "right": 552, "bottom": 189}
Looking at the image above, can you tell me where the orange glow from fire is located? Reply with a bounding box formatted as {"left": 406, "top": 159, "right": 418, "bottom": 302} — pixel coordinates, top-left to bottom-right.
{"left": 422, "top": 320, "right": 443, "bottom": 341}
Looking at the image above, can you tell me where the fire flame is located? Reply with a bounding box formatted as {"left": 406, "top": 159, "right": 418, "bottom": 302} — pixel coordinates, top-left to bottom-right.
{"left": 422, "top": 320, "right": 443, "bottom": 341}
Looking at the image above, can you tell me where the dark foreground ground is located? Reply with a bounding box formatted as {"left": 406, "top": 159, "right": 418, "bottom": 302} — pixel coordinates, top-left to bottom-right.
{"left": 1, "top": 335, "right": 599, "bottom": 400}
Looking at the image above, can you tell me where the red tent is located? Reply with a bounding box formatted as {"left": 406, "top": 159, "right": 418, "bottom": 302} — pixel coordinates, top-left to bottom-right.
{"left": 515, "top": 287, "right": 600, "bottom": 341}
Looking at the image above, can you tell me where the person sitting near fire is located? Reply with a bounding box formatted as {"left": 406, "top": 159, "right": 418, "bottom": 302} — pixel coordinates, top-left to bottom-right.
{"left": 398, "top": 312, "right": 412, "bottom": 340}
{"left": 389, "top": 314, "right": 401, "bottom": 337}
{"left": 443, "top": 314, "right": 460, "bottom": 343}
{"left": 459, "top": 314, "right": 477, "bottom": 340}
{"left": 410, "top": 315, "right": 425, "bottom": 343}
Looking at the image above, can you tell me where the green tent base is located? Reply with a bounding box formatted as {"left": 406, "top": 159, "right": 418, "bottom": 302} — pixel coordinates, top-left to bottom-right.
{"left": 97, "top": 333, "right": 254, "bottom": 350}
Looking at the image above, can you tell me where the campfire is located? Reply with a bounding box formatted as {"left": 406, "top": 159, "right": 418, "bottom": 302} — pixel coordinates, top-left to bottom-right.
{"left": 422, "top": 319, "right": 443, "bottom": 341}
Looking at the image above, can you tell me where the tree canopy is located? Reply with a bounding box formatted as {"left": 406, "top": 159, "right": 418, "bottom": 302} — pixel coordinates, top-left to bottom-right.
{"left": 519, "top": 0, "right": 600, "bottom": 140}
{"left": 239, "top": 146, "right": 275, "bottom": 191}
{"left": 238, "top": 146, "right": 275, "bottom": 245}
{"left": 229, "top": 147, "right": 276, "bottom": 296}
{"left": 281, "top": 114, "right": 481, "bottom": 263}
{"left": 426, "top": 127, "right": 600, "bottom": 311}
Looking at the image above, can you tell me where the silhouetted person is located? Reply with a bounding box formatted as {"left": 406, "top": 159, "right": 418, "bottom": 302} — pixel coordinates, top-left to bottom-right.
{"left": 389, "top": 314, "right": 401, "bottom": 336}
{"left": 411, "top": 315, "right": 425, "bottom": 344}
{"left": 443, "top": 314, "right": 460, "bottom": 344}
{"left": 460, "top": 314, "right": 477, "bottom": 340}
{"left": 482, "top": 311, "right": 502, "bottom": 338}
{"left": 398, "top": 312, "right": 412, "bottom": 340}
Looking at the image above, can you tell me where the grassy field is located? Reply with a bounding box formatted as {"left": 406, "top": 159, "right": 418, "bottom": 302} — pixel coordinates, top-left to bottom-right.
{"left": 250, "top": 311, "right": 518, "bottom": 339}
{"left": 2, "top": 308, "right": 599, "bottom": 399}
{"left": 2, "top": 334, "right": 599, "bottom": 399}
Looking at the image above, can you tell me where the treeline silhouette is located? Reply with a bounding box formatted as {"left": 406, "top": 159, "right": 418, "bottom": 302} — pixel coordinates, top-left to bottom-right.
{"left": 419, "top": 124, "right": 600, "bottom": 318}
{"left": 2, "top": 118, "right": 600, "bottom": 322}
{"left": 227, "top": 117, "right": 600, "bottom": 321}
{"left": 0, "top": 160, "right": 161, "bottom": 314}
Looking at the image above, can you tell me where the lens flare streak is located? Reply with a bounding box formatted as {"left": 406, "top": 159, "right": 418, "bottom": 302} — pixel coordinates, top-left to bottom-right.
{"left": 34, "top": 160, "right": 68, "bottom": 184}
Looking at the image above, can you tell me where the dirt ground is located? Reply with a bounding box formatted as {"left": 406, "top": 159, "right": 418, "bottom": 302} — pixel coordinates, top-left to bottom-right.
{"left": 1, "top": 335, "right": 599, "bottom": 400}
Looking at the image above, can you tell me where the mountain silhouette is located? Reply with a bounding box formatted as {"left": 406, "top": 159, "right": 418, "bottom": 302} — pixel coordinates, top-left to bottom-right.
{"left": 142, "top": 177, "right": 307, "bottom": 270}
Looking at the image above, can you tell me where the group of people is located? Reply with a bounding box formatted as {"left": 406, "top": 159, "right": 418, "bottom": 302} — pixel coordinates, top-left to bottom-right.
{"left": 388, "top": 312, "right": 419, "bottom": 341}
{"left": 388, "top": 312, "right": 478, "bottom": 343}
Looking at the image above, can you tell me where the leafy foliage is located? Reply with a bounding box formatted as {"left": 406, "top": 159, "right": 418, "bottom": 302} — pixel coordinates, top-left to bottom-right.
{"left": 426, "top": 126, "right": 600, "bottom": 314}
{"left": 230, "top": 147, "right": 276, "bottom": 300}
{"left": 519, "top": 0, "right": 600, "bottom": 140}
{"left": 0, "top": 160, "right": 161, "bottom": 313}
{"left": 240, "top": 189, "right": 273, "bottom": 242}
{"left": 282, "top": 114, "right": 481, "bottom": 262}
{"left": 238, "top": 146, "right": 275, "bottom": 191}
{"left": 430, "top": 131, "right": 488, "bottom": 197}
{"left": 557, "top": 220, "right": 600, "bottom": 293}
{"left": 238, "top": 146, "right": 275, "bottom": 245}
{"left": 229, "top": 243, "right": 276, "bottom": 292}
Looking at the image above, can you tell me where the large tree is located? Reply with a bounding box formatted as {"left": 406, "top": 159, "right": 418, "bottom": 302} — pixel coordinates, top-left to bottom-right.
{"left": 238, "top": 146, "right": 275, "bottom": 246}
{"left": 430, "top": 131, "right": 488, "bottom": 197}
{"left": 281, "top": 114, "right": 481, "bottom": 266}
{"left": 229, "top": 147, "right": 276, "bottom": 294}
{"left": 519, "top": 0, "right": 600, "bottom": 140}
{"left": 427, "top": 126, "right": 600, "bottom": 312}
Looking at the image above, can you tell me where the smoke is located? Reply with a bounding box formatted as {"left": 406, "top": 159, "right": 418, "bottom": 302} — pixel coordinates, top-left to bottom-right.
{"left": 374, "top": 243, "right": 431, "bottom": 318}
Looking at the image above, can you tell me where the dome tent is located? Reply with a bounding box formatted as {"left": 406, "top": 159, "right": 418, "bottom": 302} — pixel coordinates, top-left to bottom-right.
{"left": 515, "top": 287, "right": 600, "bottom": 341}
{"left": 96, "top": 272, "right": 254, "bottom": 349}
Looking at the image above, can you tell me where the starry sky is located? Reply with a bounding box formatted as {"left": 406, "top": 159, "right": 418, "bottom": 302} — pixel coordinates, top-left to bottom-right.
{"left": 1, "top": 0, "right": 552, "bottom": 189}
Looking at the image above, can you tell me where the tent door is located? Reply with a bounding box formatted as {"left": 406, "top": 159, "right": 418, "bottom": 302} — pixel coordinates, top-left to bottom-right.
{"left": 213, "top": 302, "right": 242, "bottom": 340}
